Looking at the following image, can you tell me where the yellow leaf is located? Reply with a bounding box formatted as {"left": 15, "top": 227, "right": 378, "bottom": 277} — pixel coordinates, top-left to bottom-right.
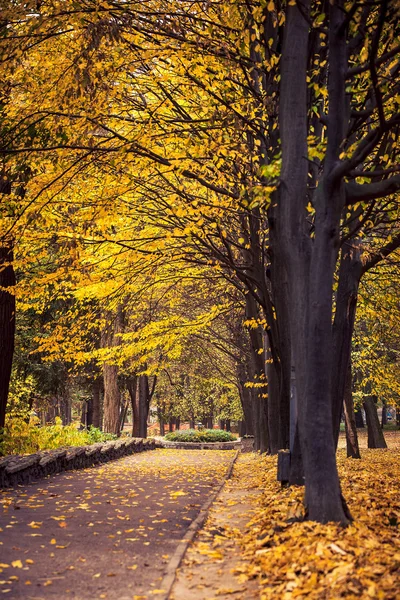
{"left": 11, "top": 560, "right": 23, "bottom": 569}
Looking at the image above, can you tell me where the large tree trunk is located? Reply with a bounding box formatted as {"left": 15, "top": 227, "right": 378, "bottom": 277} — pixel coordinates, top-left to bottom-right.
{"left": 0, "top": 242, "right": 16, "bottom": 431}
{"left": 363, "top": 397, "right": 387, "bottom": 449}
{"left": 276, "top": 1, "right": 350, "bottom": 523}
{"left": 343, "top": 361, "right": 361, "bottom": 459}
{"left": 101, "top": 311, "right": 122, "bottom": 435}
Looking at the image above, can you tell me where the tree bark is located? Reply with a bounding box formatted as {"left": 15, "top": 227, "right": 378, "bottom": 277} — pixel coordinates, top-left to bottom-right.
{"left": 276, "top": 0, "right": 350, "bottom": 523}
{"left": 355, "top": 408, "right": 365, "bottom": 428}
{"left": 363, "top": 397, "right": 387, "bottom": 448}
{"left": 92, "top": 378, "right": 101, "bottom": 428}
{"left": 245, "top": 293, "right": 269, "bottom": 453}
{"left": 0, "top": 243, "right": 16, "bottom": 431}
{"left": 138, "top": 374, "right": 151, "bottom": 438}
{"left": 101, "top": 311, "right": 122, "bottom": 435}
{"left": 103, "top": 362, "right": 120, "bottom": 434}
{"left": 267, "top": 357, "right": 280, "bottom": 454}
{"left": 127, "top": 376, "right": 139, "bottom": 437}
{"left": 343, "top": 361, "right": 361, "bottom": 459}
{"left": 331, "top": 241, "right": 362, "bottom": 448}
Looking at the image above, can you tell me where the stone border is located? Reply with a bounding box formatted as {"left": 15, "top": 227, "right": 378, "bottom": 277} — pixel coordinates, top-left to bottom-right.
{"left": 0, "top": 438, "right": 156, "bottom": 489}
{"left": 155, "top": 438, "right": 241, "bottom": 450}
{"left": 159, "top": 449, "right": 240, "bottom": 600}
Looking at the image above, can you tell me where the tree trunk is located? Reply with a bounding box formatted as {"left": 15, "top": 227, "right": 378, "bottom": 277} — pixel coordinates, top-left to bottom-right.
{"left": 158, "top": 407, "right": 165, "bottom": 436}
{"left": 101, "top": 311, "right": 122, "bottom": 435}
{"left": 245, "top": 294, "right": 269, "bottom": 453}
{"left": 169, "top": 419, "right": 174, "bottom": 432}
{"left": 127, "top": 376, "right": 139, "bottom": 437}
{"left": 0, "top": 243, "right": 16, "bottom": 431}
{"left": 355, "top": 408, "right": 364, "bottom": 428}
{"left": 226, "top": 419, "right": 231, "bottom": 432}
{"left": 343, "top": 361, "right": 361, "bottom": 459}
{"left": 138, "top": 374, "right": 150, "bottom": 438}
{"left": 103, "top": 363, "right": 120, "bottom": 434}
{"left": 331, "top": 241, "right": 362, "bottom": 448}
{"left": 381, "top": 400, "right": 387, "bottom": 428}
{"left": 363, "top": 397, "right": 387, "bottom": 449}
{"left": 190, "top": 415, "right": 195, "bottom": 429}
{"left": 92, "top": 378, "right": 101, "bottom": 428}
{"left": 119, "top": 398, "right": 129, "bottom": 434}
{"left": 237, "top": 373, "right": 254, "bottom": 437}
{"left": 276, "top": 1, "right": 350, "bottom": 523}
{"left": 175, "top": 417, "right": 180, "bottom": 430}
{"left": 267, "top": 357, "right": 280, "bottom": 454}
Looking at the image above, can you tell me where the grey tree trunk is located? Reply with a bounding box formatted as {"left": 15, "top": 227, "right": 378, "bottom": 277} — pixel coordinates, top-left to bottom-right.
{"left": 331, "top": 241, "right": 362, "bottom": 448}
{"left": 276, "top": 0, "right": 350, "bottom": 523}
{"left": 363, "top": 397, "right": 387, "bottom": 449}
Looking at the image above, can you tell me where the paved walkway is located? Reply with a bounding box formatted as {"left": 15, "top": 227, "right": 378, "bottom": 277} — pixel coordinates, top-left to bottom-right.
{"left": 0, "top": 449, "right": 235, "bottom": 600}
{"left": 170, "top": 454, "right": 262, "bottom": 600}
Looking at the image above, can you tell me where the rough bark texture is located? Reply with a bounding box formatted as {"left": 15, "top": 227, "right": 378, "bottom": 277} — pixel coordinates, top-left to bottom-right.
{"left": 276, "top": 1, "right": 350, "bottom": 523}
{"left": 0, "top": 243, "right": 16, "bottom": 431}
{"left": 101, "top": 312, "right": 122, "bottom": 435}
{"left": 363, "top": 397, "right": 387, "bottom": 449}
{"left": 102, "top": 363, "right": 120, "bottom": 434}
{"left": 332, "top": 241, "right": 362, "bottom": 447}
{"left": 343, "top": 362, "right": 361, "bottom": 459}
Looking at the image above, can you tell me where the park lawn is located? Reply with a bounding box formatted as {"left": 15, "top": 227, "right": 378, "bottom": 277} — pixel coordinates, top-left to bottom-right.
{"left": 238, "top": 432, "right": 399, "bottom": 599}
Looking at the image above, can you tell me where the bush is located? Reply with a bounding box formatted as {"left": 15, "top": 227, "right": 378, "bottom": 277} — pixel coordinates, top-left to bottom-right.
{"left": 0, "top": 416, "right": 118, "bottom": 455}
{"left": 164, "top": 429, "right": 237, "bottom": 443}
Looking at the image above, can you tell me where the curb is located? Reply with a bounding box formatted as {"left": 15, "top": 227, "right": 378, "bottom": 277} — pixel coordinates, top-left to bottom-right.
{"left": 159, "top": 449, "right": 240, "bottom": 600}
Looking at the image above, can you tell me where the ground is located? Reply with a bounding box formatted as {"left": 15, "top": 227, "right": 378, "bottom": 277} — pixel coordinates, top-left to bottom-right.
{"left": 0, "top": 450, "right": 235, "bottom": 599}
{"left": 1, "top": 431, "right": 399, "bottom": 600}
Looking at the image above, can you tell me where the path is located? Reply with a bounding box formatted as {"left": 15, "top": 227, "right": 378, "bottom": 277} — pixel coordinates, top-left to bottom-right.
{"left": 171, "top": 453, "right": 262, "bottom": 600}
{"left": 0, "top": 449, "right": 235, "bottom": 600}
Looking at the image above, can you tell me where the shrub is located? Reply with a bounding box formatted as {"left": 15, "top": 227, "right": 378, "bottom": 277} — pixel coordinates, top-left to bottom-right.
{"left": 0, "top": 416, "right": 118, "bottom": 455}
{"left": 164, "top": 429, "right": 236, "bottom": 443}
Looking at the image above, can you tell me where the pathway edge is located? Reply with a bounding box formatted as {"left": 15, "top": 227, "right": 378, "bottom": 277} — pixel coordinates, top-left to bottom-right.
{"left": 159, "top": 449, "right": 240, "bottom": 600}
